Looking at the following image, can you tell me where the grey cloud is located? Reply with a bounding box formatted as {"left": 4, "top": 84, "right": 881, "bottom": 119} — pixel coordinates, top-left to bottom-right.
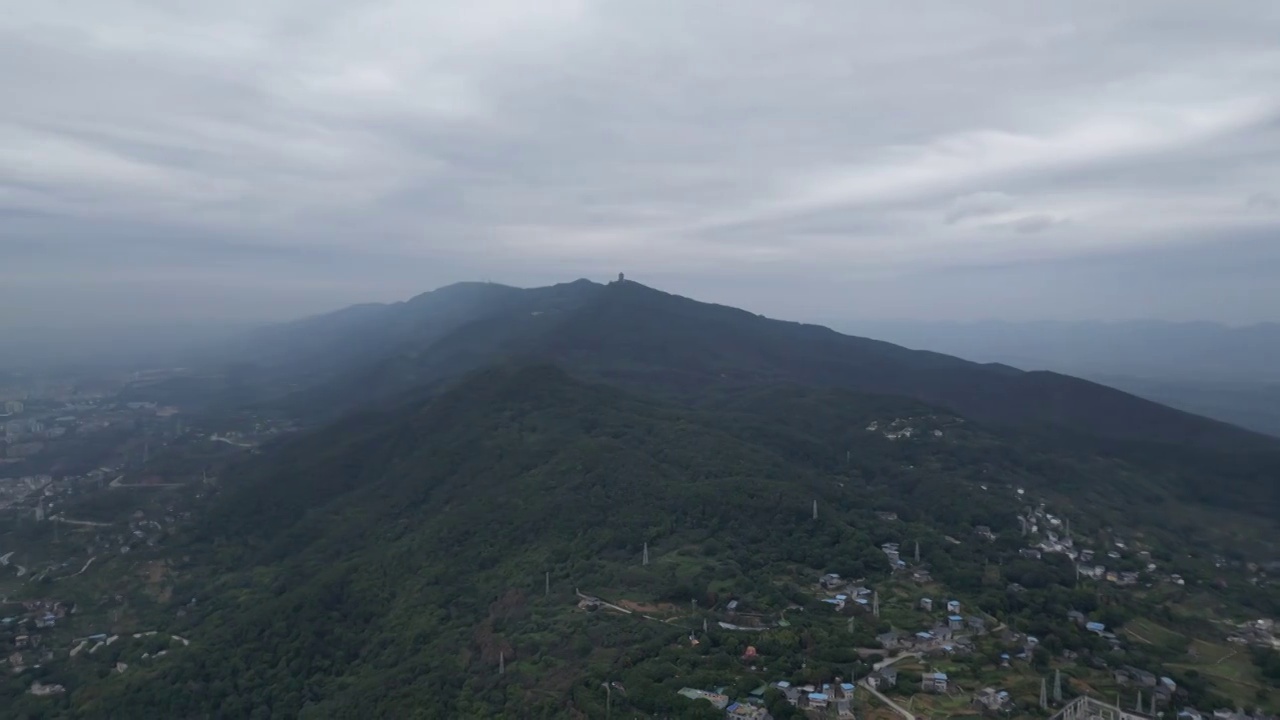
{"left": 945, "top": 192, "right": 1016, "bottom": 224}
{"left": 1010, "top": 214, "right": 1062, "bottom": 234}
{"left": 1246, "top": 192, "right": 1280, "bottom": 210}
{"left": 3, "top": 0, "right": 1280, "bottom": 328}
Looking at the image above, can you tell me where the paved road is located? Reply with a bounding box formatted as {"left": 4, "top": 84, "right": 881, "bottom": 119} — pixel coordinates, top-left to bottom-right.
{"left": 873, "top": 652, "right": 921, "bottom": 671}
{"left": 861, "top": 679, "right": 917, "bottom": 720}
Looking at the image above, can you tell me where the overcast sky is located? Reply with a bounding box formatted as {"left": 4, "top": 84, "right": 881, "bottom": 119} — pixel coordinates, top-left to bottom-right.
{"left": 3, "top": 1, "right": 1280, "bottom": 328}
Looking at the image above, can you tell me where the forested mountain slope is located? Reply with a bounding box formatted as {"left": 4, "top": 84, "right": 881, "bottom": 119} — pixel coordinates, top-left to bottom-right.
{"left": 19, "top": 365, "right": 1276, "bottom": 719}
{"left": 296, "top": 280, "right": 1277, "bottom": 457}
{"left": 222, "top": 281, "right": 525, "bottom": 376}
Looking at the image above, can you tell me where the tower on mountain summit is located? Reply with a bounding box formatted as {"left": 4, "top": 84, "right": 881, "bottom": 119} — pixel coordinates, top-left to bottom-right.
{"left": 617, "top": 272, "right": 625, "bottom": 282}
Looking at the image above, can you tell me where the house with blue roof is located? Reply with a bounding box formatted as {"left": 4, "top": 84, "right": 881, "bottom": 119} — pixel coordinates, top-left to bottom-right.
{"left": 923, "top": 672, "right": 948, "bottom": 693}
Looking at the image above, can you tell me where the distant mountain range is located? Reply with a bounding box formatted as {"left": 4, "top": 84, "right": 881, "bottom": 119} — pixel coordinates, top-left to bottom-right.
{"left": 832, "top": 319, "right": 1280, "bottom": 437}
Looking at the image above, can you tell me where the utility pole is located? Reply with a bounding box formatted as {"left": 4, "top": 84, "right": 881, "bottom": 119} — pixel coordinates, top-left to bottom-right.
{"left": 872, "top": 591, "right": 880, "bottom": 618}
{"left": 642, "top": 542, "right": 649, "bottom": 566}
{"left": 1039, "top": 678, "right": 1047, "bottom": 710}
{"left": 813, "top": 499, "right": 818, "bottom": 521}
{"left": 545, "top": 571, "right": 550, "bottom": 597}
{"left": 1054, "top": 669, "right": 1062, "bottom": 704}
{"left": 915, "top": 541, "right": 920, "bottom": 564}
{"left": 1136, "top": 691, "right": 1142, "bottom": 713}
{"left": 499, "top": 651, "right": 504, "bottom": 675}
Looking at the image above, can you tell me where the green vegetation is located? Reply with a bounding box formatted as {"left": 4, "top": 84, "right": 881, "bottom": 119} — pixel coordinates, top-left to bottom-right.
{"left": 5, "top": 364, "right": 1277, "bottom": 718}
{"left": 5, "top": 282, "right": 1280, "bottom": 719}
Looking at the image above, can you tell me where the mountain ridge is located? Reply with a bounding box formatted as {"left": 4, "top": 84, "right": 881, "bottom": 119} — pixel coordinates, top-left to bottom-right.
{"left": 271, "top": 279, "right": 1277, "bottom": 454}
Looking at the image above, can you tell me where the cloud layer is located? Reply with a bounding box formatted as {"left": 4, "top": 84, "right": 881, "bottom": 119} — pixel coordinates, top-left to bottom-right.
{"left": 3, "top": 1, "right": 1280, "bottom": 325}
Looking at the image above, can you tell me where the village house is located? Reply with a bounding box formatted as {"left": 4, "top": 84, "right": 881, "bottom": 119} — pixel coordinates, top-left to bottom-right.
{"left": 922, "top": 672, "right": 948, "bottom": 693}
{"left": 726, "top": 702, "right": 773, "bottom": 720}
{"left": 868, "top": 668, "right": 898, "bottom": 689}
{"left": 1116, "top": 666, "right": 1158, "bottom": 688}
{"left": 882, "top": 543, "right": 901, "bottom": 565}
{"left": 975, "top": 687, "right": 1012, "bottom": 712}
{"left": 878, "top": 630, "right": 904, "bottom": 649}
{"left": 677, "top": 688, "right": 730, "bottom": 710}
{"left": 773, "top": 681, "right": 800, "bottom": 705}
{"left": 947, "top": 600, "right": 961, "bottom": 614}
{"left": 920, "top": 597, "right": 933, "bottom": 611}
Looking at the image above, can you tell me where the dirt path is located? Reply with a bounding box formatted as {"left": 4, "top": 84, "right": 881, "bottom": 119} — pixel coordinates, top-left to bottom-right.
{"left": 1125, "top": 628, "right": 1155, "bottom": 645}
{"left": 575, "top": 590, "right": 633, "bottom": 615}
